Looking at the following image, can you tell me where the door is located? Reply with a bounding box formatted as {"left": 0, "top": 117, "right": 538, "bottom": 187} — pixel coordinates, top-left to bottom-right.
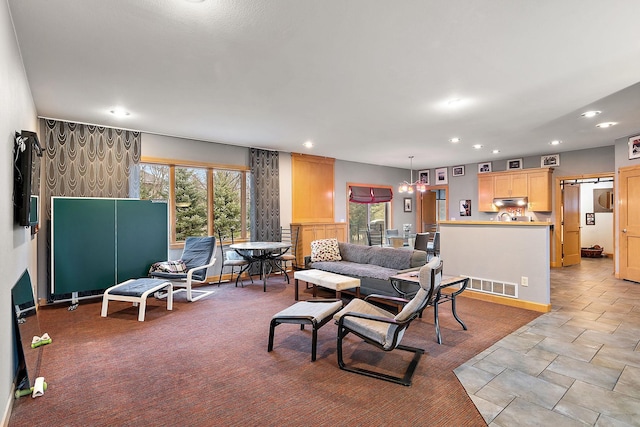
{"left": 562, "top": 184, "right": 581, "bottom": 266}
{"left": 619, "top": 166, "right": 640, "bottom": 282}
{"left": 421, "top": 191, "right": 437, "bottom": 231}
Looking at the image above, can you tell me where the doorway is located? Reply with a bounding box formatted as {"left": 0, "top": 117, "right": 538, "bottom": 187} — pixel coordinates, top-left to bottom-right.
{"left": 554, "top": 173, "right": 614, "bottom": 268}
{"left": 417, "top": 185, "right": 448, "bottom": 233}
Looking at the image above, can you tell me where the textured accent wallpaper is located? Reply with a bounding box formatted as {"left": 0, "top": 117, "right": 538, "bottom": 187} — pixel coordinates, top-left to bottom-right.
{"left": 41, "top": 119, "right": 141, "bottom": 219}
{"left": 250, "top": 148, "right": 280, "bottom": 242}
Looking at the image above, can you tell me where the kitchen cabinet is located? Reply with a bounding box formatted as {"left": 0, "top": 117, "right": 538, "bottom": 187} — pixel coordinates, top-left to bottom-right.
{"left": 478, "top": 175, "right": 497, "bottom": 212}
{"left": 494, "top": 173, "right": 527, "bottom": 197}
{"left": 527, "top": 169, "right": 553, "bottom": 211}
{"left": 477, "top": 168, "right": 553, "bottom": 212}
{"left": 291, "top": 222, "right": 347, "bottom": 266}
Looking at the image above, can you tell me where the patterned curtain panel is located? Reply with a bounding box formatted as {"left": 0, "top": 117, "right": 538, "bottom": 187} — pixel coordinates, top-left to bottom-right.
{"left": 249, "top": 148, "right": 280, "bottom": 242}
{"left": 40, "top": 119, "right": 141, "bottom": 219}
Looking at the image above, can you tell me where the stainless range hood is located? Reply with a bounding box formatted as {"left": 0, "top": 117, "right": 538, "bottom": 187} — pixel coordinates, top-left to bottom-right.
{"left": 493, "top": 197, "right": 528, "bottom": 207}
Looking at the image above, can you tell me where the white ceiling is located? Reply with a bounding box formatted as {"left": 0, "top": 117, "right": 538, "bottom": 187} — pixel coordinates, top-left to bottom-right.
{"left": 8, "top": 0, "right": 640, "bottom": 170}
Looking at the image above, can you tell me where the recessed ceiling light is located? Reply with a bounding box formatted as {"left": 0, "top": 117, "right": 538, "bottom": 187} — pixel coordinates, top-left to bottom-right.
{"left": 447, "top": 98, "right": 462, "bottom": 106}
{"left": 550, "top": 140, "right": 562, "bottom": 146}
{"left": 303, "top": 140, "right": 313, "bottom": 148}
{"left": 581, "top": 110, "right": 601, "bottom": 118}
{"left": 492, "top": 149, "right": 500, "bottom": 154}
{"left": 472, "top": 144, "right": 483, "bottom": 150}
{"left": 109, "top": 108, "right": 130, "bottom": 117}
{"left": 596, "top": 122, "right": 617, "bottom": 128}
{"left": 449, "top": 137, "right": 461, "bottom": 143}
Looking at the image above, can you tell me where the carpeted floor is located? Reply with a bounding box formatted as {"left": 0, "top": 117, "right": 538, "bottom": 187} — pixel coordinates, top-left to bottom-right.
{"left": 9, "top": 276, "right": 540, "bottom": 426}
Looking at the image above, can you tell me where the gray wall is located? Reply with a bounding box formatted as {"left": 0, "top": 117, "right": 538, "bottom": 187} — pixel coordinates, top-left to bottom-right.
{"left": 334, "top": 159, "right": 417, "bottom": 233}
{"left": 440, "top": 223, "right": 551, "bottom": 305}
{"left": 142, "top": 133, "right": 250, "bottom": 166}
{"left": 1, "top": 0, "right": 39, "bottom": 416}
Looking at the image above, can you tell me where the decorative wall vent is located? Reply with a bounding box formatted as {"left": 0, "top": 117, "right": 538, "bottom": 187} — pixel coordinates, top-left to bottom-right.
{"left": 465, "top": 276, "right": 518, "bottom": 298}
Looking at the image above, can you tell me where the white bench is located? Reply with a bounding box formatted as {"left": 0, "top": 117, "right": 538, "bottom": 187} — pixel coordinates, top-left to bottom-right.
{"left": 294, "top": 269, "right": 361, "bottom": 301}
{"left": 101, "top": 278, "right": 173, "bottom": 322}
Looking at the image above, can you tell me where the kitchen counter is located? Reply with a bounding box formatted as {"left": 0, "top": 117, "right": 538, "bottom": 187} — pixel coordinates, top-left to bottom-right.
{"left": 439, "top": 221, "right": 551, "bottom": 311}
{"left": 440, "top": 220, "right": 552, "bottom": 226}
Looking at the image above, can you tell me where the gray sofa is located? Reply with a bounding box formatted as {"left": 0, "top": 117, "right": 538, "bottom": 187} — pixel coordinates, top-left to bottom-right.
{"left": 306, "top": 242, "right": 427, "bottom": 297}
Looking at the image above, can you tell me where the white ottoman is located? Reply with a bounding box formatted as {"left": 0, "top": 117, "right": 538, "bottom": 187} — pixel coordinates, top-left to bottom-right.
{"left": 268, "top": 299, "right": 343, "bottom": 361}
{"left": 294, "top": 269, "right": 361, "bottom": 301}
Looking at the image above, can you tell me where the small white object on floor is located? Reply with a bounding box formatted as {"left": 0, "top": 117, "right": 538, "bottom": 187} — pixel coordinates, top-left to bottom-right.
{"left": 32, "top": 376, "right": 45, "bottom": 398}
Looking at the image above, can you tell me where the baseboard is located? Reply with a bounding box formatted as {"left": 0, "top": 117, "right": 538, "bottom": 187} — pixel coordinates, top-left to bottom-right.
{"left": 460, "top": 289, "right": 551, "bottom": 313}
{"left": 205, "top": 272, "right": 251, "bottom": 284}
{"left": 2, "top": 385, "right": 15, "bottom": 427}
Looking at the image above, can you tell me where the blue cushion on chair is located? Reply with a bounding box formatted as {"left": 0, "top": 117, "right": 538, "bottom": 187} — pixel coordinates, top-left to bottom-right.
{"left": 181, "top": 236, "right": 216, "bottom": 281}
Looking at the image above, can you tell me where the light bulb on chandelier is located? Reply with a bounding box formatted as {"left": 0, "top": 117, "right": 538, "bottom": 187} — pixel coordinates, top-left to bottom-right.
{"left": 398, "top": 155, "right": 427, "bottom": 193}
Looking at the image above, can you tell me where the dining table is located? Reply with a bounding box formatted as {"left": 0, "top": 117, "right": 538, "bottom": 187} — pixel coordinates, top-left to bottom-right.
{"left": 229, "top": 241, "right": 292, "bottom": 292}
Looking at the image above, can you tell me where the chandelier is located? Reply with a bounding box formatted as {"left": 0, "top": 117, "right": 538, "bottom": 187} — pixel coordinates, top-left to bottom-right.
{"left": 398, "top": 156, "right": 427, "bottom": 194}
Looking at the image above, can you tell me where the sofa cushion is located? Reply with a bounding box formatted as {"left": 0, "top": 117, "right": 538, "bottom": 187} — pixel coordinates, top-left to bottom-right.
{"left": 338, "top": 242, "right": 416, "bottom": 270}
{"left": 311, "top": 238, "right": 342, "bottom": 262}
{"left": 310, "top": 260, "right": 399, "bottom": 281}
{"left": 409, "top": 250, "right": 427, "bottom": 268}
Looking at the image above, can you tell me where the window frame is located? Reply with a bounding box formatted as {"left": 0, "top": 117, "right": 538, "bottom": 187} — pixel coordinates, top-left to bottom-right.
{"left": 140, "top": 156, "right": 251, "bottom": 248}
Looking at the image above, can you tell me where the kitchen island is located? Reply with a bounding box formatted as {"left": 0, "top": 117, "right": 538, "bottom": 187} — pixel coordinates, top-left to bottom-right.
{"left": 438, "top": 220, "right": 552, "bottom": 312}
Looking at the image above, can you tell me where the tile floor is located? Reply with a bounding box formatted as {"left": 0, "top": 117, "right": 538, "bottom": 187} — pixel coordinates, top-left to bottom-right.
{"left": 454, "top": 257, "right": 640, "bottom": 426}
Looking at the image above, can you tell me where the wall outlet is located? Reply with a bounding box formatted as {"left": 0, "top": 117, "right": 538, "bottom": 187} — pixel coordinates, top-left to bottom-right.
{"left": 521, "top": 276, "right": 529, "bottom": 287}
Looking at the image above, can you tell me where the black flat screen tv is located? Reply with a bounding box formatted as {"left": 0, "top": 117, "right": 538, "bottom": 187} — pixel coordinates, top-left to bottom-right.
{"left": 13, "top": 130, "right": 41, "bottom": 227}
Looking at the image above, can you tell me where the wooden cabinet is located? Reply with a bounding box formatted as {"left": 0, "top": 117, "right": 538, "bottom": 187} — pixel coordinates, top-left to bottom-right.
{"left": 477, "top": 168, "right": 553, "bottom": 212}
{"left": 527, "top": 169, "right": 553, "bottom": 211}
{"left": 478, "top": 175, "right": 498, "bottom": 212}
{"left": 494, "top": 173, "right": 527, "bottom": 197}
{"left": 291, "top": 222, "right": 347, "bottom": 266}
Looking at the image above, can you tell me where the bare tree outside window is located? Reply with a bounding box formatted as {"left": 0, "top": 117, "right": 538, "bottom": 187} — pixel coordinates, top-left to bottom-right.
{"left": 139, "top": 164, "right": 169, "bottom": 200}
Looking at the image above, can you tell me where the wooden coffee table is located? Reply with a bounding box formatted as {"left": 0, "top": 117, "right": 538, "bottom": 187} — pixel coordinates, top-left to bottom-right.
{"left": 293, "top": 269, "right": 360, "bottom": 301}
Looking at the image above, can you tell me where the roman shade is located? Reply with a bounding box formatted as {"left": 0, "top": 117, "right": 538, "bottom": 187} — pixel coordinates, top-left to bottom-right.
{"left": 349, "top": 186, "right": 393, "bottom": 204}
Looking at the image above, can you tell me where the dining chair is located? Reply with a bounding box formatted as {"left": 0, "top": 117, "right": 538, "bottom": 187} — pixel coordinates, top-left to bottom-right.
{"left": 413, "top": 232, "right": 430, "bottom": 252}
{"left": 366, "top": 225, "right": 384, "bottom": 246}
{"left": 427, "top": 231, "right": 440, "bottom": 260}
{"left": 218, "top": 229, "right": 252, "bottom": 287}
{"left": 385, "top": 228, "right": 399, "bottom": 246}
{"left": 275, "top": 227, "right": 299, "bottom": 283}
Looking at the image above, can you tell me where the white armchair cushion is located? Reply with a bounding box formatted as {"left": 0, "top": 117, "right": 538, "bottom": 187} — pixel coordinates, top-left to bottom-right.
{"left": 334, "top": 298, "right": 401, "bottom": 350}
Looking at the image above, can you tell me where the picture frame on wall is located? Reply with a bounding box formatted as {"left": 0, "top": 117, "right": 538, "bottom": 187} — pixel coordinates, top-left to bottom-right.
{"left": 629, "top": 134, "right": 640, "bottom": 160}
{"left": 460, "top": 199, "right": 471, "bottom": 216}
{"left": 435, "top": 167, "right": 448, "bottom": 185}
{"left": 585, "top": 212, "right": 595, "bottom": 225}
{"left": 403, "top": 198, "right": 412, "bottom": 212}
{"left": 478, "top": 162, "right": 492, "bottom": 173}
{"left": 507, "top": 158, "right": 523, "bottom": 170}
{"left": 541, "top": 154, "right": 560, "bottom": 167}
{"left": 418, "top": 170, "right": 430, "bottom": 185}
{"left": 452, "top": 165, "right": 465, "bottom": 177}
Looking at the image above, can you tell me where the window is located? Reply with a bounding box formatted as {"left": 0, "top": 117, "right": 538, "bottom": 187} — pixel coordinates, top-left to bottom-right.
{"left": 175, "top": 167, "right": 208, "bottom": 241}
{"left": 347, "top": 185, "right": 391, "bottom": 245}
{"left": 139, "top": 160, "right": 251, "bottom": 245}
{"left": 348, "top": 201, "right": 390, "bottom": 245}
